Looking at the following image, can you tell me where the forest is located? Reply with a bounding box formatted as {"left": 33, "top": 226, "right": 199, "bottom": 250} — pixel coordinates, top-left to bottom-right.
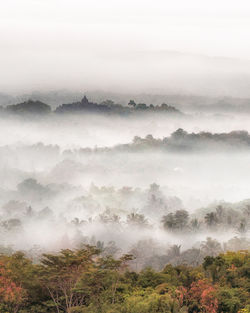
{"left": 0, "top": 94, "right": 249, "bottom": 312}
{"left": 0, "top": 247, "right": 249, "bottom": 313}
{"left": 2, "top": 0, "right": 250, "bottom": 311}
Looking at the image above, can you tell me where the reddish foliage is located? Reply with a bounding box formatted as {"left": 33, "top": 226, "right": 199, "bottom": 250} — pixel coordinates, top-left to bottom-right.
{"left": 175, "top": 286, "right": 188, "bottom": 306}
{"left": 0, "top": 262, "right": 25, "bottom": 310}
{"left": 188, "top": 279, "right": 218, "bottom": 313}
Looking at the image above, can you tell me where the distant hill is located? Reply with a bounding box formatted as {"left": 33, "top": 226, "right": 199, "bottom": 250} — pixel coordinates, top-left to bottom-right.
{"left": 55, "top": 96, "right": 113, "bottom": 113}
{"left": 0, "top": 96, "right": 181, "bottom": 116}
{"left": 2, "top": 89, "right": 250, "bottom": 114}
{"left": 5, "top": 100, "right": 51, "bottom": 114}
{"left": 55, "top": 96, "right": 181, "bottom": 115}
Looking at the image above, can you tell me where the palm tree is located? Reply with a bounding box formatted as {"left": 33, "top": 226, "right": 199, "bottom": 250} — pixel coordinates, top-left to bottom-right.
{"left": 127, "top": 213, "right": 148, "bottom": 227}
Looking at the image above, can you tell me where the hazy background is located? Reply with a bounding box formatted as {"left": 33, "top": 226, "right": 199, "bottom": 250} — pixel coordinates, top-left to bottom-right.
{"left": 1, "top": 0, "right": 250, "bottom": 96}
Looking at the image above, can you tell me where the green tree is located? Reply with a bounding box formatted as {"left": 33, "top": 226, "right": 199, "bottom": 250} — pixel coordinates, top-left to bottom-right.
{"left": 39, "top": 246, "right": 99, "bottom": 313}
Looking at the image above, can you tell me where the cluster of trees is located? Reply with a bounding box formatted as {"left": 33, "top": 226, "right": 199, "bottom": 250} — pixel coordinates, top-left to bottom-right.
{"left": 0, "top": 96, "right": 180, "bottom": 116}
{"left": 130, "top": 129, "right": 250, "bottom": 152}
{"left": 0, "top": 247, "right": 249, "bottom": 313}
{"left": 161, "top": 204, "right": 249, "bottom": 234}
{"left": 3, "top": 129, "right": 250, "bottom": 162}
{"left": 70, "top": 129, "right": 250, "bottom": 155}
{"left": 0, "top": 180, "right": 249, "bottom": 271}
{"left": 127, "top": 99, "right": 179, "bottom": 113}
{"left": 2, "top": 179, "right": 249, "bottom": 235}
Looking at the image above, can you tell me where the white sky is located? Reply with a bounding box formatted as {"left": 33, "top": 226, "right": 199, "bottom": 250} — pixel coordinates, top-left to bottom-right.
{"left": 1, "top": 0, "right": 250, "bottom": 93}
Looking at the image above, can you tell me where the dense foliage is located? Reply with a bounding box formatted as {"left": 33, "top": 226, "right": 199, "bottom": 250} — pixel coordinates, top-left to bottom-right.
{"left": 0, "top": 248, "right": 249, "bottom": 313}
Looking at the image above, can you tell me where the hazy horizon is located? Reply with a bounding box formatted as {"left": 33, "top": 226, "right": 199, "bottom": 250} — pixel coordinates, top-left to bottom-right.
{"left": 1, "top": 0, "right": 250, "bottom": 97}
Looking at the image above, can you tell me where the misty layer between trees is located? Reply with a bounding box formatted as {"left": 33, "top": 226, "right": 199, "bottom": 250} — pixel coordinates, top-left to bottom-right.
{"left": 0, "top": 95, "right": 249, "bottom": 272}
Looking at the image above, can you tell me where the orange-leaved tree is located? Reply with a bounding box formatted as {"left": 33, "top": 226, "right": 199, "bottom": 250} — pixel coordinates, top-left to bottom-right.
{"left": 188, "top": 279, "right": 218, "bottom": 313}
{"left": 0, "top": 262, "right": 26, "bottom": 313}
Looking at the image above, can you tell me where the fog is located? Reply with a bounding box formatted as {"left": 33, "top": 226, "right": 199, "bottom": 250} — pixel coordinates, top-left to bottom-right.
{"left": 0, "top": 0, "right": 250, "bottom": 269}
{"left": 3, "top": 110, "right": 250, "bottom": 148}
{"left": 0, "top": 106, "right": 249, "bottom": 268}
{"left": 1, "top": 0, "right": 250, "bottom": 96}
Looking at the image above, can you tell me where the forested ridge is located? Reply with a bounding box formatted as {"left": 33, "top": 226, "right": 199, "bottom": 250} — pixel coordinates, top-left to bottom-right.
{"left": 0, "top": 97, "right": 181, "bottom": 116}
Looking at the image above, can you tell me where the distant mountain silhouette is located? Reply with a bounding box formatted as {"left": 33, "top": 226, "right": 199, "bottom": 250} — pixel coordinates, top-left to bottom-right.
{"left": 55, "top": 96, "right": 113, "bottom": 113}
{"left": 5, "top": 99, "right": 51, "bottom": 114}
{"left": 55, "top": 96, "right": 181, "bottom": 115}
{"left": 1, "top": 96, "right": 181, "bottom": 116}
